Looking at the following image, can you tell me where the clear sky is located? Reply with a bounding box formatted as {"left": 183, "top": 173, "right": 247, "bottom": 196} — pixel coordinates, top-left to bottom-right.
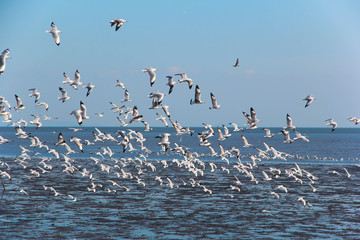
{"left": 1, "top": 0, "right": 360, "bottom": 128}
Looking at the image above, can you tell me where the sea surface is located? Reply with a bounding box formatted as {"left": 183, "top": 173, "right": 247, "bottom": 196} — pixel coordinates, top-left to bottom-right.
{"left": 0, "top": 126, "right": 360, "bottom": 239}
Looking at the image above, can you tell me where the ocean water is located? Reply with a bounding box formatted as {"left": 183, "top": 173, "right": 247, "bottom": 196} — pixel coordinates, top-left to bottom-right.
{"left": 0, "top": 126, "right": 360, "bottom": 239}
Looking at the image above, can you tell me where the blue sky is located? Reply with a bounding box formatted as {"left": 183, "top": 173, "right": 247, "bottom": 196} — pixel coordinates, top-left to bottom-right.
{"left": 1, "top": 0, "right": 360, "bottom": 127}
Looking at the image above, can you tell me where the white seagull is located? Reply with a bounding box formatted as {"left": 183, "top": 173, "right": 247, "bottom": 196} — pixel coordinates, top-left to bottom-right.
{"left": 325, "top": 118, "right": 338, "bottom": 132}
{"left": 293, "top": 130, "right": 309, "bottom": 142}
{"left": 70, "top": 110, "right": 83, "bottom": 126}
{"left": 70, "top": 69, "right": 83, "bottom": 90}
{"left": 142, "top": 67, "right": 158, "bottom": 87}
{"left": 156, "top": 113, "right": 168, "bottom": 127}
{"left": 241, "top": 134, "right": 252, "bottom": 147}
{"left": 190, "top": 85, "right": 205, "bottom": 105}
{"left": 122, "top": 89, "right": 132, "bottom": 102}
{"left": 28, "top": 88, "right": 41, "bottom": 103}
{"left": 285, "top": 113, "right": 296, "bottom": 130}
{"left": 348, "top": 117, "right": 360, "bottom": 125}
{"left": 58, "top": 87, "right": 71, "bottom": 102}
{"left": 0, "top": 49, "right": 11, "bottom": 75}
{"left": 110, "top": 18, "right": 127, "bottom": 31}
{"left": 263, "top": 128, "right": 274, "bottom": 138}
{"left": 84, "top": 83, "right": 95, "bottom": 97}
{"left": 176, "top": 73, "right": 193, "bottom": 89}
{"left": 14, "top": 94, "right": 26, "bottom": 111}
{"left": 30, "top": 115, "right": 42, "bottom": 129}
{"left": 46, "top": 22, "right": 62, "bottom": 46}
{"left": 209, "top": 92, "right": 220, "bottom": 109}
{"left": 36, "top": 102, "right": 49, "bottom": 111}
{"left": 148, "top": 90, "right": 165, "bottom": 104}
{"left": 62, "top": 72, "right": 72, "bottom": 84}
{"left": 80, "top": 101, "right": 90, "bottom": 120}
{"left": 115, "top": 80, "right": 125, "bottom": 88}
{"left": 166, "top": 76, "right": 177, "bottom": 94}
{"left": 303, "top": 95, "right": 315, "bottom": 108}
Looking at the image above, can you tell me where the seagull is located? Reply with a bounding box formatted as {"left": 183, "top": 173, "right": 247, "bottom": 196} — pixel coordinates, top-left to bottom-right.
{"left": 62, "top": 72, "right": 73, "bottom": 84}
{"left": 241, "top": 134, "right": 252, "bottom": 147}
{"left": 95, "top": 112, "right": 104, "bottom": 117}
{"left": 55, "top": 132, "right": 66, "bottom": 146}
{"left": 36, "top": 102, "right": 49, "bottom": 111}
{"left": 243, "top": 107, "right": 260, "bottom": 129}
{"left": 233, "top": 58, "right": 239, "bottom": 68}
{"left": 285, "top": 113, "right": 296, "bottom": 130}
{"left": 0, "top": 49, "right": 11, "bottom": 75}
{"left": 325, "top": 118, "right": 338, "bottom": 132}
{"left": 293, "top": 130, "right": 309, "bottom": 142}
{"left": 280, "top": 129, "right": 293, "bottom": 144}
{"left": 110, "top": 18, "right": 127, "bottom": 31}
{"left": 141, "top": 120, "right": 152, "bottom": 131}
{"left": 70, "top": 69, "right": 83, "bottom": 90}
{"left": 128, "top": 115, "right": 143, "bottom": 124}
{"left": 80, "top": 101, "right": 90, "bottom": 120}
{"left": 70, "top": 110, "right": 83, "bottom": 126}
{"left": 28, "top": 88, "right": 41, "bottom": 103}
{"left": 58, "top": 87, "right": 70, "bottom": 102}
{"left": 155, "top": 133, "right": 171, "bottom": 151}
{"left": 166, "top": 76, "right": 177, "bottom": 94}
{"left": 46, "top": 22, "right": 62, "bottom": 46}
{"left": 142, "top": 67, "right": 158, "bottom": 87}
{"left": 190, "top": 85, "right": 204, "bottom": 105}
{"left": 121, "top": 89, "right": 132, "bottom": 102}
{"left": 70, "top": 137, "right": 84, "bottom": 153}
{"left": 156, "top": 113, "right": 168, "bottom": 127}
{"left": 115, "top": 80, "right": 125, "bottom": 88}
{"left": 176, "top": 73, "right": 193, "bottom": 89}
{"left": 14, "top": 94, "right": 26, "bottom": 111}
{"left": 30, "top": 115, "right": 42, "bottom": 129}
{"left": 229, "top": 123, "right": 243, "bottom": 132}
{"left": 303, "top": 95, "right": 315, "bottom": 108}
{"left": 84, "top": 83, "right": 95, "bottom": 97}
{"left": 148, "top": 90, "right": 165, "bottom": 104}
{"left": 263, "top": 128, "right": 274, "bottom": 138}
{"left": 0, "top": 96, "right": 11, "bottom": 109}
{"left": 209, "top": 92, "right": 220, "bottom": 109}
{"left": 348, "top": 117, "right": 360, "bottom": 125}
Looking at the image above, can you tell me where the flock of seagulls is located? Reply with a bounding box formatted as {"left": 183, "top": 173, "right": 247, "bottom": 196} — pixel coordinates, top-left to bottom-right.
{"left": 0, "top": 19, "right": 358, "bottom": 215}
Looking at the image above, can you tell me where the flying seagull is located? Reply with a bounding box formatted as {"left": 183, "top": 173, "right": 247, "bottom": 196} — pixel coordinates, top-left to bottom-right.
{"left": 325, "top": 118, "right": 338, "bottom": 132}
{"left": 0, "top": 49, "right": 11, "bottom": 75}
{"left": 209, "top": 92, "right": 220, "bottom": 109}
{"left": 190, "top": 85, "right": 204, "bottom": 105}
{"left": 110, "top": 18, "right": 127, "bottom": 31}
{"left": 176, "top": 73, "right": 193, "bottom": 89}
{"left": 166, "top": 76, "right": 177, "bottom": 94}
{"left": 70, "top": 69, "right": 83, "bottom": 90}
{"left": 115, "top": 80, "right": 125, "bottom": 88}
{"left": 142, "top": 67, "right": 158, "bottom": 87}
{"left": 285, "top": 114, "right": 296, "bottom": 130}
{"left": 348, "top": 117, "right": 360, "bottom": 125}
{"left": 84, "top": 83, "right": 95, "bottom": 97}
{"left": 58, "top": 87, "right": 71, "bottom": 102}
{"left": 14, "top": 95, "right": 26, "bottom": 111}
{"left": 70, "top": 110, "right": 83, "bottom": 126}
{"left": 303, "top": 95, "right": 315, "bottom": 108}
{"left": 46, "top": 22, "right": 62, "bottom": 46}
{"left": 28, "top": 88, "right": 41, "bottom": 103}
{"left": 233, "top": 58, "right": 239, "bottom": 68}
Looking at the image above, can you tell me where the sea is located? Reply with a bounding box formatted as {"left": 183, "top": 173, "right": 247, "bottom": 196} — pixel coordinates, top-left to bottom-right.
{"left": 0, "top": 126, "right": 360, "bottom": 239}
